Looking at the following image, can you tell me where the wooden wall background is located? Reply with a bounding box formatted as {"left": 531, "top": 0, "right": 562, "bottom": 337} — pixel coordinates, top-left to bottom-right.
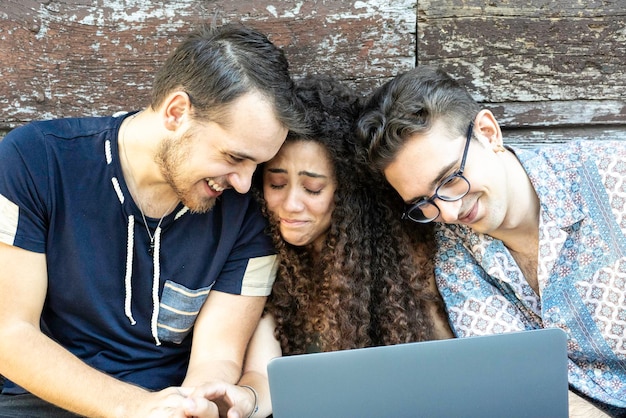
{"left": 0, "top": 0, "right": 416, "bottom": 133}
{"left": 1, "top": 0, "right": 625, "bottom": 147}
{"left": 418, "top": 0, "right": 626, "bottom": 146}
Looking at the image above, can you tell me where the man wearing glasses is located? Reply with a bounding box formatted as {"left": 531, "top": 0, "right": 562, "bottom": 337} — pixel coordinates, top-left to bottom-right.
{"left": 357, "top": 66, "right": 626, "bottom": 417}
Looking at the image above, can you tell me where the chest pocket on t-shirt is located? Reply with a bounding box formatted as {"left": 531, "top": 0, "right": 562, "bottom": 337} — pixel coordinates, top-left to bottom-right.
{"left": 157, "top": 280, "right": 213, "bottom": 344}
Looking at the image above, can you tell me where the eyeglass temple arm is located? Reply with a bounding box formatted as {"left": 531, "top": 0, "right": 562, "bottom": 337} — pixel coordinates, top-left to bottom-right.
{"left": 458, "top": 121, "right": 474, "bottom": 173}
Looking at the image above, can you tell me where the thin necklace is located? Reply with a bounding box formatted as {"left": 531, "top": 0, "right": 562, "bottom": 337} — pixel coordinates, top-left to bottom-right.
{"left": 121, "top": 114, "right": 177, "bottom": 254}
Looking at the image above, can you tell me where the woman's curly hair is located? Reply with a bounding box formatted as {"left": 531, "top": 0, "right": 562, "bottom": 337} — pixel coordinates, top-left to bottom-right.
{"left": 254, "top": 74, "right": 441, "bottom": 355}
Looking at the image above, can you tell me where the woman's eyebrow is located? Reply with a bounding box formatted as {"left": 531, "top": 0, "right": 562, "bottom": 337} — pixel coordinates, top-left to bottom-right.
{"left": 298, "top": 171, "right": 327, "bottom": 179}
{"left": 266, "top": 167, "right": 328, "bottom": 179}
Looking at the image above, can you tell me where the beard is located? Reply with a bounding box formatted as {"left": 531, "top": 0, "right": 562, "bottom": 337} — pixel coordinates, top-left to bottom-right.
{"left": 155, "top": 128, "right": 217, "bottom": 214}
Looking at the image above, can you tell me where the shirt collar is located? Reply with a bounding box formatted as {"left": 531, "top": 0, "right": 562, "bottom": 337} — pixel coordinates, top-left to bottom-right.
{"left": 511, "top": 146, "right": 586, "bottom": 229}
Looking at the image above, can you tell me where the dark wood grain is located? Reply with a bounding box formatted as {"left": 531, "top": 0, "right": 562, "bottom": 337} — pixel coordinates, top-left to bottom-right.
{"left": 0, "top": 0, "right": 416, "bottom": 131}
{"left": 418, "top": 0, "right": 626, "bottom": 142}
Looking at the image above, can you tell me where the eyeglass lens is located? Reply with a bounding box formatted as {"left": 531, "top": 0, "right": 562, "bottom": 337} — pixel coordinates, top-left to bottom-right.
{"left": 407, "top": 176, "right": 470, "bottom": 222}
{"left": 437, "top": 176, "right": 470, "bottom": 201}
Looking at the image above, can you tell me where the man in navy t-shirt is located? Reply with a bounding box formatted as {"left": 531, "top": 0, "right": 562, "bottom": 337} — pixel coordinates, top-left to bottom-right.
{"left": 0, "top": 23, "right": 302, "bottom": 418}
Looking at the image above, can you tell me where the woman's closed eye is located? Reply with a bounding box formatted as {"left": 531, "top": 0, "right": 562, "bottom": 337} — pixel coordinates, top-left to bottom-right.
{"left": 305, "top": 187, "right": 322, "bottom": 195}
{"left": 301, "top": 180, "right": 327, "bottom": 195}
{"left": 268, "top": 183, "right": 323, "bottom": 195}
{"left": 268, "top": 183, "right": 286, "bottom": 190}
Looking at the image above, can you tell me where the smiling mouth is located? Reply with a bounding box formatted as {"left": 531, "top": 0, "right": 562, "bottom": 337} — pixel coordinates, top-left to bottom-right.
{"left": 206, "top": 179, "right": 226, "bottom": 192}
{"left": 458, "top": 199, "right": 478, "bottom": 223}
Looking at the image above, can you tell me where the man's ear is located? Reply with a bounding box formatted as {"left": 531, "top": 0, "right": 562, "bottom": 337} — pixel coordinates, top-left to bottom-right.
{"left": 160, "top": 91, "right": 192, "bottom": 131}
{"left": 473, "top": 109, "right": 503, "bottom": 148}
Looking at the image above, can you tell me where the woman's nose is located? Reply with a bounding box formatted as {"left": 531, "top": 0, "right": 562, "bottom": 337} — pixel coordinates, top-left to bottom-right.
{"left": 282, "top": 188, "right": 304, "bottom": 212}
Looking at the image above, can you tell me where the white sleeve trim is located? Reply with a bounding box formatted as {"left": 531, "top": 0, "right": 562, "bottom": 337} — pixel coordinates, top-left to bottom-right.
{"left": 0, "top": 194, "right": 19, "bottom": 246}
{"left": 240, "top": 254, "right": 279, "bottom": 296}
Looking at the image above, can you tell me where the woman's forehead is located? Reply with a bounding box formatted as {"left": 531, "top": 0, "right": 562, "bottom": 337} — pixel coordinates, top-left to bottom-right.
{"left": 268, "top": 140, "right": 333, "bottom": 168}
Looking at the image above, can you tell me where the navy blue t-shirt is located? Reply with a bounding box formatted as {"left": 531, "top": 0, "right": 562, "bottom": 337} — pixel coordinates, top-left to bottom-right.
{"left": 0, "top": 114, "right": 277, "bottom": 392}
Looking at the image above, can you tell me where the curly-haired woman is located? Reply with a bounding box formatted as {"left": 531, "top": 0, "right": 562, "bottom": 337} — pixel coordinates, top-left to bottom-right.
{"left": 259, "top": 75, "right": 452, "bottom": 357}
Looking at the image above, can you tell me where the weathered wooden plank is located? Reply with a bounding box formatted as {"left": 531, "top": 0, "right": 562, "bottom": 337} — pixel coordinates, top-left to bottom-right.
{"left": 489, "top": 100, "right": 626, "bottom": 127}
{"left": 0, "top": 0, "right": 416, "bottom": 131}
{"left": 418, "top": 0, "right": 626, "bottom": 130}
{"left": 501, "top": 126, "right": 626, "bottom": 148}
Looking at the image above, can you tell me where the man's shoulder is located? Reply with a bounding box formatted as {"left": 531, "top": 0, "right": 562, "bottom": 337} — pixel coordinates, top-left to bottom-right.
{"left": 14, "top": 115, "right": 120, "bottom": 141}
{"left": 531, "top": 140, "right": 626, "bottom": 160}
{"left": 515, "top": 140, "right": 622, "bottom": 174}
{"left": 198, "top": 190, "right": 269, "bottom": 244}
{"left": 1, "top": 115, "right": 123, "bottom": 172}
{"left": 217, "top": 189, "right": 264, "bottom": 219}
{"left": 540, "top": 141, "right": 626, "bottom": 176}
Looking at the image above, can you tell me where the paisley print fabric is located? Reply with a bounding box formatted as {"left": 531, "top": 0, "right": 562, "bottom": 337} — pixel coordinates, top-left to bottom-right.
{"left": 435, "top": 141, "right": 626, "bottom": 408}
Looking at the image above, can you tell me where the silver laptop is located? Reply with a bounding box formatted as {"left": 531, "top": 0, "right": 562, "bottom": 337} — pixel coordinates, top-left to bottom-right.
{"left": 267, "top": 328, "right": 568, "bottom": 418}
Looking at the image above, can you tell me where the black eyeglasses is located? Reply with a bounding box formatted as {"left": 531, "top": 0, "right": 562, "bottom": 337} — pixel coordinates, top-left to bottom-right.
{"left": 401, "top": 122, "right": 474, "bottom": 223}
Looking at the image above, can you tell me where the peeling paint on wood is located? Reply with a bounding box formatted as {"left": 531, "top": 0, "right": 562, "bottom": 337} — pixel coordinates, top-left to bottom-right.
{"left": 418, "top": 0, "right": 626, "bottom": 142}
{"left": 0, "top": 0, "right": 416, "bottom": 130}
{"left": 490, "top": 100, "right": 626, "bottom": 127}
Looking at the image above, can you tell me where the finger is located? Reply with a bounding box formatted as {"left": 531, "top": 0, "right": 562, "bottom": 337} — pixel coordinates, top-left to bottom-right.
{"left": 183, "top": 396, "right": 219, "bottom": 418}
{"left": 226, "top": 405, "right": 246, "bottom": 418}
{"left": 188, "top": 383, "right": 229, "bottom": 402}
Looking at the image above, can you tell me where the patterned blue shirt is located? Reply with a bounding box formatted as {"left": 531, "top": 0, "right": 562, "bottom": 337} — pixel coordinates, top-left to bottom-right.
{"left": 435, "top": 141, "right": 626, "bottom": 408}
